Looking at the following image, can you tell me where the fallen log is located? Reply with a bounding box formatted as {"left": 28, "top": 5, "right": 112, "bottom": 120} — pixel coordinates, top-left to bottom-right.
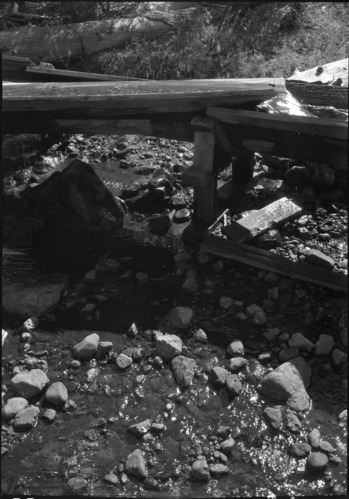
{"left": 0, "top": 14, "right": 179, "bottom": 63}
{"left": 285, "top": 81, "right": 348, "bottom": 109}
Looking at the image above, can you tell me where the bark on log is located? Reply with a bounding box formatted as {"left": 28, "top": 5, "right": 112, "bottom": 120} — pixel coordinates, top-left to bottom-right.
{"left": 0, "top": 15, "right": 178, "bottom": 63}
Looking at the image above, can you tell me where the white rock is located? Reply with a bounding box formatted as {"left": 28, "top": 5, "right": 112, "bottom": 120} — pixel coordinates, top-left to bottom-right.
{"left": 72, "top": 333, "right": 100, "bottom": 360}
{"left": 227, "top": 340, "right": 244, "bottom": 356}
{"left": 125, "top": 449, "right": 146, "bottom": 478}
{"left": 156, "top": 334, "right": 182, "bottom": 360}
{"left": 2, "top": 397, "right": 29, "bottom": 420}
{"left": 11, "top": 369, "right": 50, "bottom": 399}
{"left": 171, "top": 356, "right": 196, "bottom": 388}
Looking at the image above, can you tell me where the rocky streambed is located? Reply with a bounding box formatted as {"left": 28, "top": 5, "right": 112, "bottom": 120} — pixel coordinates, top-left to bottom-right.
{"left": 1, "top": 132, "right": 348, "bottom": 498}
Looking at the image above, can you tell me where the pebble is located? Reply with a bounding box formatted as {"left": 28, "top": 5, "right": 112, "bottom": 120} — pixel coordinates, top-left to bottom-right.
{"left": 2, "top": 397, "right": 29, "bottom": 420}
{"left": 104, "top": 472, "right": 119, "bottom": 485}
{"left": 11, "top": 369, "right": 50, "bottom": 399}
{"left": 171, "top": 356, "right": 196, "bottom": 388}
{"left": 66, "top": 476, "right": 88, "bottom": 493}
{"left": 286, "top": 409, "right": 302, "bottom": 432}
{"left": 226, "top": 374, "right": 242, "bottom": 396}
{"left": 305, "top": 249, "right": 335, "bottom": 269}
{"left": 220, "top": 437, "right": 235, "bottom": 454}
{"left": 338, "top": 409, "right": 347, "bottom": 421}
{"left": 151, "top": 422, "right": 166, "bottom": 433}
{"left": 307, "top": 452, "right": 329, "bottom": 472}
{"left": 174, "top": 208, "right": 191, "bottom": 222}
{"left": 308, "top": 428, "right": 321, "bottom": 449}
{"left": 191, "top": 459, "right": 210, "bottom": 481}
{"left": 220, "top": 297, "right": 234, "bottom": 309}
{"left": 331, "top": 348, "right": 347, "bottom": 368}
{"left": 96, "top": 341, "right": 113, "bottom": 360}
{"left": 263, "top": 406, "right": 282, "bottom": 430}
{"left": 127, "top": 323, "right": 138, "bottom": 337}
{"left": 228, "top": 357, "right": 247, "bottom": 372}
{"left": 116, "top": 353, "right": 133, "bottom": 370}
{"left": 41, "top": 408, "right": 57, "bottom": 422}
{"left": 213, "top": 260, "right": 224, "bottom": 273}
{"left": 193, "top": 329, "right": 207, "bottom": 343}
{"left": 156, "top": 333, "right": 182, "bottom": 360}
{"left": 45, "top": 382, "right": 68, "bottom": 406}
{"left": 70, "top": 360, "right": 81, "bottom": 369}
{"left": 314, "top": 334, "right": 334, "bottom": 355}
{"left": 22, "top": 317, "right": 39, "bottom": 332}
{"left": 209, "top": 463, "right": 230, "bottom": 477}
{"left": 279, "top": 347, "right": 299, "bottom": 362}
{"left": 264, "top": 328, "right": 281, "bottom": 342}
{"left": 288, "top": 333, "right": 314, "bottom": 351}
{"left": 209, "top": 366, "right": 228, "bottom": 387}
{"left": 143, "top": 477, "right": 159, "bottom": 490}
{"left": 125, "top": 449, "right": 146, "bottom": 478}
{"left": 289, "top": 442, "right": 312, "bottom": 458}
{"left": 72, "top": 333, "right": 100, "bottom": 360}
{"left": 127, "top": 419, "right": 152, "bottom": 438}
{"left": 216, "top": 426, "right": 231, "bottom": 438}
{"left": 96, "top": 258, "right": 120, "bottom": 272}
{"left": 246, "top": 304, "right": 266, "bottom": 325}
{"left": 318, "top": 441, "right": 336, "bottom": 454}
{"left": 227, "top": 340, "right": 244, "bottom": 356}
{"left": 14, "top": 405, "right": 40, "bottom": 431}
{"left": 167, "top": 306, "right": 194, "bottom": 329}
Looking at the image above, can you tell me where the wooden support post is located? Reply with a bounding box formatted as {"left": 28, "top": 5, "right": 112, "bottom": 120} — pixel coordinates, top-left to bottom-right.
{"left": 192, "top": 130, "right": 216, "bottom": 224}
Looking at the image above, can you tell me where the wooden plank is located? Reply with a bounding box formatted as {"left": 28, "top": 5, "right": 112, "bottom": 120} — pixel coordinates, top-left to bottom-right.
{"left": 222, "top": 196, "right": 302, "bottom": 243}
{"left": 285, "top": 81, "right": 348, "bottom": 109}
{"left": 201, "top": 236, "right": 347, "bottom": 293}
{"left": 26, "top": 66, "right": 147, "bottom": 82}
{"left": 206, "top": 107, "right": 348, "bottom": 141}
{"left": 286, "top": 59, "right": 348, "bottom": 85}
{"left": 193, "top": 130, "right": 216, "bottom": 223}
{"left": 242, "top": 138, "right": 276, "bottom": 153}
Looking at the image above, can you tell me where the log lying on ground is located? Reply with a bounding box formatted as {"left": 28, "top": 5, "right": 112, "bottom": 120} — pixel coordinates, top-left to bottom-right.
{"left": 0, "top": 14, "right": 178, "bottom": 63}
{"left": 2, "top": 78, "right": 286, "bottom": 133}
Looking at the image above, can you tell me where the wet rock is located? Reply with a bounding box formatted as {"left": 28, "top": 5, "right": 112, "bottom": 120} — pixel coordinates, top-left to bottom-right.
{"left": 171, "top": 356, "right": 196, "bottom": 388}
{"left": 45, "top": 382, "right": 68, "bottom": 406}
{"left": 209, "top": 463, "right": 230, "bottom": 477}
{"left": 96, "top": 341, "right": 113, "bottom": 360}
{"left": 220, "top": 437, "right": 235, "bottom": 454}
{"left": 125, "top": 449, "right": 146, "bottom": 479}
{"left": 2, "top": 273, "right": 68, "bottom": 316}
{"left": 167, "top": 306, "right": 194, "bottom": 329}
{"left": 226, "top": 374, "right": 242, "bottom": 396}
{"left": 318, "top": 441, "right": 336, "bottom": 454}
{"left": 227, "top": 340, "right": 244, "bottom": 357}
{"left": 307, "top": 452, "right": 328, "bottom": 472}
{"left": 263, "top": 406, "right": 282, "bottom": 430}
{"left": 192, "top": 329, "right": 207, "bottom": 343}
{"left": 288, "top": 333, "right": 314, "bottom": 351}
{"left": 286, "top": 410, "right": 302, "bottom": 432}
{"left": 116, "top": 353, "right": 133, "bottom": 370}
{"left": 191, "top": 459, "right": 210, "bottom": 481}
{"left": 305, "top": 249, "right": 335, "bottom": 269}
{"left": 2, "top": 397, "right": 29, "bottom": 420}
{"left": 72, "top": 333, "right": 100, "bottom": 360}
{"left": 104, "top": 472, "right": 119, "bottom": 485}
{"left": 331, "top": 349, "right": 347, "bottom": 368}
{"left": 156, "top": 333, "right": 182, "bottom": 360}
{"left": 258, "top": 357, "right": 311, "bottom": 411}
{"left": 11, "top": 369, "right": 50, "bottom": 399}
{"left": 66, "top": 476, "right": 88, "bottom": 494}
{"left": 228, "top": 357, "right": 247, "bottom": 372}
{"left": 41, "top": 408, "right": 57, "bottom": 422}
{"left": 127, "top": 419, "right": 152, "bottom": 438}
{"left": 13, "top": 405, "right": 40, "bottom": 431}
{"left": 149, "top": 214, "right": 172, "bottom": 235}
{"left": 314, "top": 334, "right": 334, "bottom": 356}
{"left": 209, "top": 366, "right": 228, "bottom": 387}
{"left": 246, "top": 304, "right": 266, "bottom": 325}
{"left": 289, "top": 442, "right": 312, "bottom": 458}
{"left": 308, "top": 428, "right": 321, "bottom": 449}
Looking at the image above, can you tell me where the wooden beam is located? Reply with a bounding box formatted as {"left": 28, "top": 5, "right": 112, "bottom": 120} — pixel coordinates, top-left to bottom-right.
{"left": 222, "top": 196, "right": 302, "bottom": 243}
{"left": 26, "top": 66, "right": 148, "bottom": 82}
{"left": 201, "top": 236, "right": 347, "bottom": 293}
{"left": 285, "top": 81, "right": 348, "bottom": 109}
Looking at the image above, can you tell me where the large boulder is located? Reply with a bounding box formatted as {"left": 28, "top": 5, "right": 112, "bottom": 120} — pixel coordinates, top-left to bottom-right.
{"left": 11, "top": 369, "right": 50, "bottom": 399}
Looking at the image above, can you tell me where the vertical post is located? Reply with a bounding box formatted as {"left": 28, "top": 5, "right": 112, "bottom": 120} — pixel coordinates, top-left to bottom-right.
{"left": 192, "top": 130, "right": 216, "bottom": 224}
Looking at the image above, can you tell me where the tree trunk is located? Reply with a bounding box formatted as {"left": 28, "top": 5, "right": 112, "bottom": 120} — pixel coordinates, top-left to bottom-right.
{"left": 0, "top": 14, "right": 179, "bottom": 64}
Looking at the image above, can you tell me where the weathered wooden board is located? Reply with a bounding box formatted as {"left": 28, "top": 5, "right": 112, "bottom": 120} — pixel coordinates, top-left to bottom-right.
{"left": 286, "top": 81, "right": 348, "bottom": 109}
{"left": 222, "top": 196, "right": 302, "bottom": 243}
{"left": 286, "top": 59, "right": 348, "bottom": 85}
{"left": 201, "top": 236, "right": 347, "bottom": 293}
{"left": 26, "top": 66, "right": 148, "bottom": 82}
{"left": 2, "top": 54, "right": 36, "bottom": 81}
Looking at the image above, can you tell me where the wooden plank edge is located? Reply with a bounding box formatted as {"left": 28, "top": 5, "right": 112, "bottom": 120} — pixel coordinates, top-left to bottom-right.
{"left": 201, "top": 235, "right": 347, "bottom": 293}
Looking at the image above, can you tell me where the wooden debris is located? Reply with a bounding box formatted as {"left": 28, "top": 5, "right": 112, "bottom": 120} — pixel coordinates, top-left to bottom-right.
{"left": 221, "top": 197, "right": 302, "bottom": 243}
{"left": 201, "top": 236, "right": 347, "bottom": 293}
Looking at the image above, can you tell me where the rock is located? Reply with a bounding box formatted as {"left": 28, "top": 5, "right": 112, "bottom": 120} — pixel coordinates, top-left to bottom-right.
{"left": 41, "top": 408, "right": 57, "bottom": 422}
{"left": 263, "top": 406, "right": 282, "bottom": 430}
{"left": 312, "top": 164, "right": 335, "bottom": 190}
{"left": 156, "top": 333, "right": 182, "bottom": 360}
{"left": 264, "top": 328, "right": 281, "bottom": 343}
{"left": 257, "top": 357, "right": 311, "bottom": 411}
{"left": 209, "top": 366, "right": 228, "bottom": 387}
{"left": 13, "top": 405, "right": 40, "bottom": 431}
{"left": 125, "top": 449, "right": 146, "bottom": 479}
{"left": 307, "top": 452, "right": 329, "bottom": 472}
{"left": 318, "top": 441, "right": 336, "bottom": 454}
{"left": 216, "top": 426, "right": 231, "bottom": 439}
{"left": 174, "top": 208, "right": 191, "bottom": 223}
{"left": 305, "top": 249, "right": 335, "bottom": 269}
{"left": 285, "top": 165, "right": 312, "bottom": 189}
{"left": 226, "top": 374, "right": 242, "bottom": 396}
{"left": 246, "top": 304, "right": 266, "bottom": 325}
{"left": 279, "top": 347, "right": 299, "bottom": 362}
{"left": 151, "top": 422, "right": 166, "bottom": 433}
{"left": 227, "top": 340, "right": 244, "bottom": 356}
{"left": 228, "top": 357, "right": 247, "bottom": 372}
{"left": 288, "top": 333, "right": 314, "bottom": 351}
{"left": 286, "top": 410, "right": 302, "bottom": 432}
{"left": 2, "top": 273, "right": 68, "bottom": 316}
{"left": 314, "top": 334, "right": 334, "bottom": 356}
{"left": 257, "top": 229, "right": 283, "bottom": 249}
{"left": 127, "top": 419, "right": 152, "bottom": 438}
{"left": 72, "top": 333, "right": 100, "bottom": 360}
{"left": 66, "top": 476, "right": 88, "bottom": 493}
{"left": 116, "top": 353, "right": 133, "bottom": 370}
{"left": 191, "top": 459, "right": 210, "bottom": 481}
{"left": 331, "top": 349, "right": 347, "bottom": 368}
{"left": 96, "top": 341, "right": 113, "bottom": 360}
{"left": 171, "top": 356, "right": 196, "bottom": 388}
{"left": 289, "top": 442, "right": 312, "bottom": 458}
{"left": 209, "top": 463, "right": 230, "bottom": 477}
{"left": 2, "top": 397, "right": 29, "bottom": 420}
{"left": 220, "top": 437, "right": 235, "bottom": 454}
{"left": 11, "top": 369, "right": 50, "bottom": 399}
{"left": 213, "top": 450, "right": 228, "bottom": 463}
{"left": 143, "top": 476, "right": 159, "bottom": 490}
{"left": 338, "top": 409, "right": 347, "bottom": 421}
{"left": 220, "top": 297, "right": 234, "bottom": 309}
{"left": 149, "top": 214, "right": 172, "bottom": 235}
{"left": 104, "top": 472, "right": 119, "bottom": 485}
{"left": 45, "top": 382, "right": 68, "bottom": 406}
{"left": 308, "top": 428, "right": 321, "bottom": 449}
{"left": 121, "top": 181, "right": 140, "bottom": 199}
{"left": 167, "top": 306, "right": 194, "bottom": 329}
{"left": 193, "top": 329, "right": 207, "bottom": 343}
{"left": 22, "top": 317, "right": 40, "bottom": 332}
